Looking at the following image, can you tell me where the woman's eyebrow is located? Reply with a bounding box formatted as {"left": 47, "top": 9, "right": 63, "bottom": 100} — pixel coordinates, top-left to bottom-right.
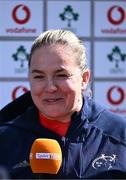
{"left": 55, "top": 69, "right": 66, "bottom": 73}
{"left": 30, "top": 68, "right": 68, "bottom": 74}
{"left": 31, "top": 69, "right": 44, "bottom": 74}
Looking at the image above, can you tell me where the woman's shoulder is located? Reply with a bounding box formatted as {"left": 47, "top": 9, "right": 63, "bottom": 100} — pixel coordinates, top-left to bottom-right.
{"left": 0, "top": 91, "right": 33, "bottom": 123}
{"left": 92, "top": 106, "right": 126, "bottom": 144}
{"left": 84, "top": 96, "right": 126, "bottom": 144}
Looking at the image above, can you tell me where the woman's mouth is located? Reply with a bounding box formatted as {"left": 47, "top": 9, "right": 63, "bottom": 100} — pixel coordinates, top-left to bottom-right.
{"left": 44, "top": 98, "right": 63, "bottom": 103}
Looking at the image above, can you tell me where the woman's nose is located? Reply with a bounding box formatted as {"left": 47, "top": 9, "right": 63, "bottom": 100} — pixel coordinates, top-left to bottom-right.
{"left": 45, "top": 78, "right": 58, "bottom": 93}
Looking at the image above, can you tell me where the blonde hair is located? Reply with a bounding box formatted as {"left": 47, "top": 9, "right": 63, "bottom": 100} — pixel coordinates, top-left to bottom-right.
{"left": 29, "top": 29, "right": 88, "bottom": 73}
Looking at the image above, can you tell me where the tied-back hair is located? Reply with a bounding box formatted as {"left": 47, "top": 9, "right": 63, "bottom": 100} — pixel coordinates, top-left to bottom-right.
{"left": 29, "top": 29, "right": 88, "bottom": 74}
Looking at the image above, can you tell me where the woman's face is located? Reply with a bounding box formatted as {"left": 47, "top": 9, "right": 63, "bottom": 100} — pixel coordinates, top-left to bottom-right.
{"left": 29, "top": 44, "right": 89, "bottom": 122}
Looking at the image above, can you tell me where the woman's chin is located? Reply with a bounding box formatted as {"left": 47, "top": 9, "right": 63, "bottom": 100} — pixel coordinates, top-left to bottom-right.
{"left": 43, "top": 111, "right": 64, "bottom": 120}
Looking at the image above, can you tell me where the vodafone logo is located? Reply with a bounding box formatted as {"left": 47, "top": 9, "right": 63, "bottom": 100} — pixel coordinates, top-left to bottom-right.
{"left": 107, "top": 5, "right": 125, "bottom": 25}
{"left": 12, "top": 86, "right": 28, "bottom": 100}
{"left": 12, "top": 4, "right": 31, "bottom": 24}
{"left": 107, "top": 86, "right": 125, "bottom": 105}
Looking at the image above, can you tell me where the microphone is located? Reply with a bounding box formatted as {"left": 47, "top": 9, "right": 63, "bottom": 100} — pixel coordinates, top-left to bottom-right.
{"left": 29, "top": 138, "right": 62, "bottom": 175}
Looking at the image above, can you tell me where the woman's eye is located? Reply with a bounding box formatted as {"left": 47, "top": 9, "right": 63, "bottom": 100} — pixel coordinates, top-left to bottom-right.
{"left": 58, "top": 74, "right": 67, "bottom": 77}
{"left": 56, "top": 74, "right": 70, "bottom": 79}
{"left": 34, "top": 75, "right": 45, "bottom": 79}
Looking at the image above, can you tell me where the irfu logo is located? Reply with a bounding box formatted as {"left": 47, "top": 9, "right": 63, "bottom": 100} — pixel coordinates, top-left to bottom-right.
{"left": 107, "top": 46, "right": 126, "bottom": 69}
{"left": 59, "top": 5, "right": 79, "bottom": 28}
{"left": 12, "top": 45, "right": 29, "bottom": 68}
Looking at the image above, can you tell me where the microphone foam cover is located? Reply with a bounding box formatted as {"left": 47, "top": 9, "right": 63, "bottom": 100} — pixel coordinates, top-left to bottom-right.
{"left": 29, "top": 138, "right": 62, "bottom": 174}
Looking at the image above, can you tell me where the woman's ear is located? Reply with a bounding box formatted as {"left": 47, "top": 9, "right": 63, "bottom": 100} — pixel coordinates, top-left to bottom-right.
{"left": 81, "top": 69, "right": 90, "bottom": 91}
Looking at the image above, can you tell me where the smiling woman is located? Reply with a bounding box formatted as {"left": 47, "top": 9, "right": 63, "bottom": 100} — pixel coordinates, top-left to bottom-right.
{"left": 28, "top": 29, "right": 90, "bottom": 122}
{"left": 0, "top": 29, "right": 126, "bottom": 179}
{"left": 29, "top": 43, "right": 89, "bottom": 122}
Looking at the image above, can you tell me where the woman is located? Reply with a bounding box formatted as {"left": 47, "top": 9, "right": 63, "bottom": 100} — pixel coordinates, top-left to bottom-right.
{"left": 0, "top": 29, "right": 126, "bottom": 179}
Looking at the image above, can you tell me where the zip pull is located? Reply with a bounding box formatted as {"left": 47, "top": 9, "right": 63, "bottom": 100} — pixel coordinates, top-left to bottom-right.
{"left": 61, "top": 136, "right": 66, "bottom": 174}
{"left": 61, "top": 136, "right": 66, "bottom": 147}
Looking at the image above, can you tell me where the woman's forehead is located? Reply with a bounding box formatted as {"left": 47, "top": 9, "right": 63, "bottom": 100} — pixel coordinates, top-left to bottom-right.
{"left": 31, "top": 45, "right": 77, "bottom": 65}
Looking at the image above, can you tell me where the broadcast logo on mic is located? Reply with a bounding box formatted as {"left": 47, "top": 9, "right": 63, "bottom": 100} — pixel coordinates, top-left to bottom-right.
{"left": 29, "top": 138, "right": 62, "bottom": 174}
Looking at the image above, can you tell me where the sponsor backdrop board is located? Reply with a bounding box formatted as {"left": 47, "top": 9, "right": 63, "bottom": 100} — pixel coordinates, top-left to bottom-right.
{"left": 94, "top": 42, "right": 126, "bottom": 78}
{"left": 94, "top": 82, "right": 126, "bottom": 116}
{"left": 0, "top": 0, "right": 43, "bottom": 37}
{"left": 0, "top": 81, "right": 30, "bottom": 109}
{"left": 0, "top": 41, "right": 32, "bottom": 78}
{"left": 0, "top": 0, "right": 126, "bottom": 117}
{"left": 47, "top": 1, "right": 91, "bottom": 37}
{"left": 94, "top": 1, "right": 126, "bottom": 37}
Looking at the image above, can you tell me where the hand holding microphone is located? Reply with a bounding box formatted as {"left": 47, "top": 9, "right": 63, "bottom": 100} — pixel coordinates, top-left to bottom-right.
{"left": 29, "top": 138, "right": 62, "bottom": 175}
